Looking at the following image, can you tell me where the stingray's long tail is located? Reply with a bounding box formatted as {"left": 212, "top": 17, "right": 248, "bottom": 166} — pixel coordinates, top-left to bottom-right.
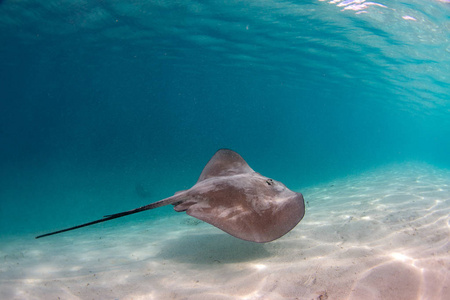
{"left": 35, "top": 196, "right": 179, "bottom": 239}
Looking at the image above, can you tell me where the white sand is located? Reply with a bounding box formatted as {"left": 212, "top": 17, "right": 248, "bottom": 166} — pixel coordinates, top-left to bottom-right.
{"left": 1, "top": 162, "right": 449, "bottom": 299}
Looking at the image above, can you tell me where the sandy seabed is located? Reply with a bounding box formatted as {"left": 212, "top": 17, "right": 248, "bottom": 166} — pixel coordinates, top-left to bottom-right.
{"left": 1, "top": 162, "right": 449, "bottom": 300}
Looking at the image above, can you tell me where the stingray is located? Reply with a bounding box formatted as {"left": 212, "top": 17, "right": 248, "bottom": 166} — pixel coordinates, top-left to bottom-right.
{"left": 36, "top": 149, "right": 305, "bottom": 243}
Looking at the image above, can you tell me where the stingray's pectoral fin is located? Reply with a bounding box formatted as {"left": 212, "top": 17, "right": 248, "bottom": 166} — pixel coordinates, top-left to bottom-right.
{"left": 35, "top": 196, "right": 179, "bottom": 239}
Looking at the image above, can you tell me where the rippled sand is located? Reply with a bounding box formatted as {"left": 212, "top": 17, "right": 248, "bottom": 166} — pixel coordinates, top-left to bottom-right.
{"left": 1, "top": 163, "right": 449, "bottom": 299}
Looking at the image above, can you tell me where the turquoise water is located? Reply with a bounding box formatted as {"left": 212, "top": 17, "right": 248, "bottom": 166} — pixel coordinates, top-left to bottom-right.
{"left": 0, "top": 0, "right": 449, "bottom": 238}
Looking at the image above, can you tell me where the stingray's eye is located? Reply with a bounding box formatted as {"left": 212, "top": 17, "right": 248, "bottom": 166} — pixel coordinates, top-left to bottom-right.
{"left": 266, "top": 179, "right": 274, "bottom": 186}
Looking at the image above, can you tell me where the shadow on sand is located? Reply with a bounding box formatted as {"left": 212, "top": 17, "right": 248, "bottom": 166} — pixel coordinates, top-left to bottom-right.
{"left": 156, "top": 233, "right": 272, "bottom": 264}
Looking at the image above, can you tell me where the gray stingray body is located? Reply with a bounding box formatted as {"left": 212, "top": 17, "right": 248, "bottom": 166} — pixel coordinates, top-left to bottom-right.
{"left": 36, "top": 149, "right": 305, "bottom": 243}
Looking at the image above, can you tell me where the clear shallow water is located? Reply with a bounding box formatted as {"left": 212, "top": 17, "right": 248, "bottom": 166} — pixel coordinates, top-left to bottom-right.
{"left": 0, "top": 1, "right": 449, "bottom": 296}
{"left": 1, "top": 0, "right": 449, "bottom": 235}
{"left": 1, "top": 162, "right": 449, "bottom": 299}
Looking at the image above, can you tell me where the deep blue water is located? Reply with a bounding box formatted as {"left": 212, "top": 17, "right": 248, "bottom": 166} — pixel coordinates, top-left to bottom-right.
{"left": 0, "top": 0, "right": 449, "bottom": 237}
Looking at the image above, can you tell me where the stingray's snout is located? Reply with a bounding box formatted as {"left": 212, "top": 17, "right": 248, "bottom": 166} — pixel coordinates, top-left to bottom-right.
{"left": 297, "top": 192, "right": 304, "bottom": 203}
{"left": 294, "top": 192, "right": 306, "bottom": 217}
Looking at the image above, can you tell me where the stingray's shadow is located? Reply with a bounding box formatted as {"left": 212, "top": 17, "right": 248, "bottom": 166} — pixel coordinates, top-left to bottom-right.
{"left": 156, "top": 233, "right": 271, "bottom": 264}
